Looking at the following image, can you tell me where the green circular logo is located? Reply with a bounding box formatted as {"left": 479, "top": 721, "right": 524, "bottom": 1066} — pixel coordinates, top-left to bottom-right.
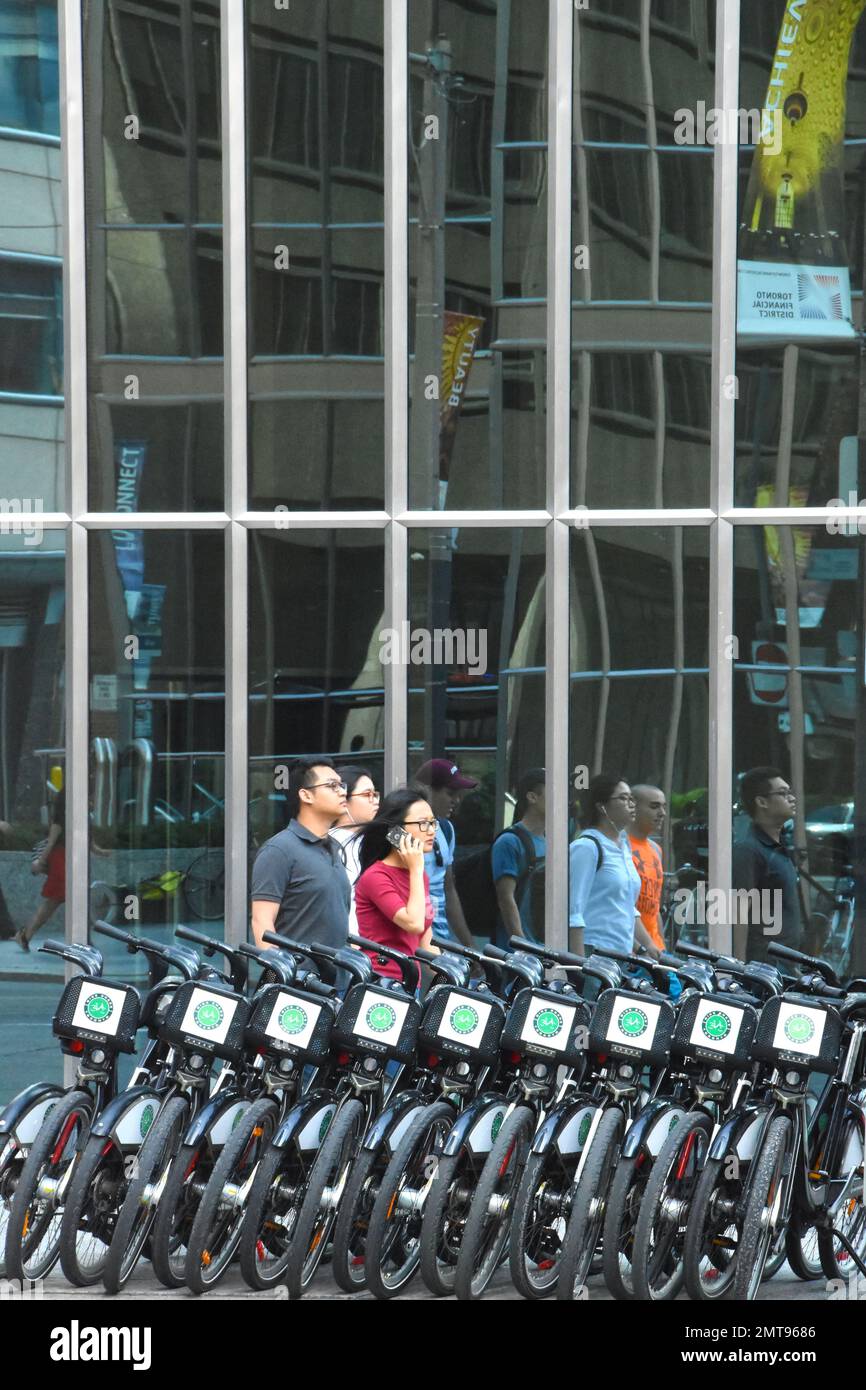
{"left": 450, "top": 1003, "right": 480, "bottom": 1036}
{"left": 532, "top": 1007, "right": 564, "bottom": 1039}
{"left": 83, "top": 992, "right": 113, "bottom": 1024}
{"left": 193, "top": 999, "right": 225, "bottom": 1032}
{"left": 139, "top": 1103, "right": 154, "bottom": 1139}
{"left": 231, "top": 1108, "right": 245, "bottom": 1132}
{"left": 669, "top": 1114, "right": 680, "bottom": 1134}
{"left": 366, "top": 1002, "right": 397, "bottom": 1034}
{"left": 278, "top": 1003, "right": 308, "bottom": 1036}
{"left": 784, "top": 1013, "right": 816, "bottom": 1046}
{"left": 490, "top": 1110, "right": 505, "bottom": 1143}
{"left": 701, "top": 1009, "right": 732, "bottom": 1042}
{"left": 577, "top": 1112, "right": 593, "bottom": 1147}
{"left": 319, "top": 1109, "right": 334, "bottom": 1142}
{"left": 618, "top": 1007, "right": 649, "bottom": 1038}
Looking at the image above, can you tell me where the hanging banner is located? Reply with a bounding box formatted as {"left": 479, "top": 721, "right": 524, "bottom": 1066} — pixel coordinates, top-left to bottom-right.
{"left": 737, "top": 0, "right": 864, "bottom": 343}
{"left": 110, "top": 441, "right": 147, "bottom": 621}
{"left": 438, "top": 311, "right": 484, "bottom": 498}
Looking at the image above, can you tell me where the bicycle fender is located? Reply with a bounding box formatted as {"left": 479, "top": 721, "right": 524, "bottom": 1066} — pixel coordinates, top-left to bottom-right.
{"left": 182, "top": 1089, "right": 250, "bottom": 1148}
{"left": 443, "top": 1093, "right": 510, "bottom": 1158}
{"left": 0, "top": 1082, "right": 65, "bottom": 1140}
{"left": 622, "top": 1099, "right": 689, "bottom": 1160}
{"left": 362, "top": 1089, "right": 426, "bottom": 1154}
{"left": 272, "top": 1089, "right": 337, "bottom": 1152}
{"left": 91, "top": 1085, "right": 164, "bottom": 1145}
{"left": 530, "top": 1095, "right": 600, "bottom": 1150}
{"left": 708, "top": 1102, "right": 773, "bottom": 1164}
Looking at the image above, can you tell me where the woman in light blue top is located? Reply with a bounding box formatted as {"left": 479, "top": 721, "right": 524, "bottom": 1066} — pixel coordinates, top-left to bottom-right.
{"left": 568, "top": 773, "right": 660, "bottom": 958}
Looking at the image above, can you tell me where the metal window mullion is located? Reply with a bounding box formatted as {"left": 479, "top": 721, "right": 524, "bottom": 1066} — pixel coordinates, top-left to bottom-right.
{"left": 384, "top": 0, "right": 408, "bottom": 787}
{"left": 545, "top": 0, "right": 572, "bottom": 951}
{"left": 222, "top": 0, "right": 248, "bottom": 943}
{"left": 708, "top": 0, "right": 740, "bottom": 952}
{"left": 60, "top": 1, "right": 88, "bottom": 980}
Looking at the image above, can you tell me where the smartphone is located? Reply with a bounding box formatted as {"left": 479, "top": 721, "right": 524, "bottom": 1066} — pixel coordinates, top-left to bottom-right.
{"left": 386, "top": 826, "right": 407, "bottom": 850}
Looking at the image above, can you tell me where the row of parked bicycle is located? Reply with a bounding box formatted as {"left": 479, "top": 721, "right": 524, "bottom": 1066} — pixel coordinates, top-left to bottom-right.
{"left": 1, "top": 917, "right": 865, "bottom": 1301}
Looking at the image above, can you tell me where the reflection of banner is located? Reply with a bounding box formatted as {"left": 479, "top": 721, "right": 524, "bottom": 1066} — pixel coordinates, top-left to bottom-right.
{"left": 132, "top": 582, "right": 166, "bottom": 691}
{"left": 439, "top": 311, "right": 484, "bottom": 495}
{"left": 758, "top": 484, "right": 829, "bottom": 628}
{"left": 737, "top": 0, "right": 864, "bottom": 342}
{"left": 110, "top": 442, "right": 146, "bottom": 621}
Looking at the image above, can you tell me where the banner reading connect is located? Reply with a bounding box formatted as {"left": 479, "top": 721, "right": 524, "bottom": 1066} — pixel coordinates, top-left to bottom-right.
{"left": 737, "top": 0, "right": 864, "bottom": 343}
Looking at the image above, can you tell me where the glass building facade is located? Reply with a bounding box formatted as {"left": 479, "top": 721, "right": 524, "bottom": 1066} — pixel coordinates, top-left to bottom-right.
{"left": 4, "top": 0, "right": 866, "bottom": 1050}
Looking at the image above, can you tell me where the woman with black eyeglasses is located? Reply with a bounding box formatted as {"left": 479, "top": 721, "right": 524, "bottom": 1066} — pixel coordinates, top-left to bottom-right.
{"left": 354, "top": 787, "right": 441, "bottom": 988}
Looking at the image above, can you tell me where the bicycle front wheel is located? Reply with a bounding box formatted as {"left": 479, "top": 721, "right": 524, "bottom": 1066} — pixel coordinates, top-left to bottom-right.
{"left": 103, "top": 1096, "right": 188, "bottom": 1294}
{"left": 454, "top": 1104, "right": 535, "bottom": 1302}
{"left": 632, "top": 1111, "right": 712, "bottom": 1302}
{"left": 732, "top": 1115, "right": 793, "bottom": 1302}
{"left": 365, "top": 1101, "right": 454, "bottom": 1300}
{"left": 59, "top": 1130, "right": 127, "bottom": 1287}
{"left": 283, "top": 1099, "right": 365, "bottom": 1300}
{"left": 5, "top": 1089, "right": 92, "bottom": 1283}
{"left": 557, "top": 1106, "right": 625, "bottom": 1301}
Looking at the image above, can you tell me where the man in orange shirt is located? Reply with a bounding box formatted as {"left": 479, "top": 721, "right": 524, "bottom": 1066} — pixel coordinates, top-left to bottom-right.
{"left": 629, "top": 784, "right": 666, "bottom": 952}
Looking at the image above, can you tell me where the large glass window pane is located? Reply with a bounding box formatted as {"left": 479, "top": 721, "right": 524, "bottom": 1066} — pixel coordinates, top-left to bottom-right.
{"left": 736, "top": 2, "right": 866, "bottom": 505}
{"left": 0, "top": 527, "right": 65, "bottom": 1089}
{"left": 88, "top": 531, "right": 226, "bottom": 954}
{"left": 571, "top": 1, "right": 714, "bottom": 507}
{"left": 247, "top": 0, "right": 385, "bottom": 510}
{"left": 734, "top": 524, "right": 866, "bottom": 978}
{"left": 84, "top": 0, "right": 224, "bottom": 510}
{"left": 248, "top": 530, "right": 385, "bottom": 854}
{"left": 408, "top": 526, "right": 546, "bottom": 943}
{"left": 408, "top": 0, "right": 548, "bottom": 509}
{"left": 569, "top": 526, "right": 710, "bottom": 951}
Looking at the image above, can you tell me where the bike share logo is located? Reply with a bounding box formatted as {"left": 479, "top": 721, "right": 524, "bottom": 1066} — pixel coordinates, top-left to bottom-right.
{"left": 701, "top": 1009, "right": 732, "bottom": 1043}
{"left": 83, "top": 993, "right": 114, "bottom": 1025}
{"left": 578, "top": 1113, "right": 593, "bottom": 1147}
{"left": 490, "top": 1110, "right": 505, "bottom": 1143}
{"left": 278, "top": 1004, "right": 308, "bottom": 1037}
{"left": 450, "top": 1003, "right": 480, "bottom": 1036}
{"left": 139, "top": 1104, "right": 154, "bottom": 1139}
{"left": 532, "top": 1007, "right": 564, "bottom": 1040}
{"left": 784, "top": 1013, "right": 816, "bottom": 1046}
{"left": 193, "top": 999, "right": 225, "bottom": 1032}
{"left": 366, "top": 1002, "right": 397, "bottom": 1034}
{"left": 617, "top": 1006, "right": 649, "bottom": 1039}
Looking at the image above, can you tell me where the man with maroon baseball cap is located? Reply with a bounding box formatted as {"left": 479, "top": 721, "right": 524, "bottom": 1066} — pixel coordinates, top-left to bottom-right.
{"left": 415, "top": 759, "right": 478, "bottom": 947}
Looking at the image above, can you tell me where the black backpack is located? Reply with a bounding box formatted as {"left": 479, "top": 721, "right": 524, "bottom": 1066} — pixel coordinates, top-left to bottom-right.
{"left": 453, "top": 824, "right": 545, "bottom": 945}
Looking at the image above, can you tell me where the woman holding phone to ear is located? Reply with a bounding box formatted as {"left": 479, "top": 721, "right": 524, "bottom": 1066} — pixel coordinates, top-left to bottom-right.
{"left": 354, "top": 787, "right": 441, "bottom": 987}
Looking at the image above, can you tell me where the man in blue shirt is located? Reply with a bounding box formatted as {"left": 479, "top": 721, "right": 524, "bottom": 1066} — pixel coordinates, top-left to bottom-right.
{"left": 492, "top": 769, "right": 546, "bottom": 943}
{"left": 415, "top": 759, "right": 477, "bottom": 947}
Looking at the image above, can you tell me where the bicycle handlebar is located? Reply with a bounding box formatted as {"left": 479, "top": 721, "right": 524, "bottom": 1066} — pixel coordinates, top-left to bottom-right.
{"left": 348, "top": 934, "right": 421, "bottom": 994}
{"left": 175, "top": 926, "right": 248, "bottom": 992}
{"left": 768, "top": 942, "right": 840, "bottom": 988}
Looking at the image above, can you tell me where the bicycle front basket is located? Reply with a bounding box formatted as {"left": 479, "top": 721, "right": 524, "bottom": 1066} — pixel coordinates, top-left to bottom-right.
{"left": 751, "top": 993, "right": 843, "bottom": 1074}
{"left": 245, "top": 982, "right": 335, "bottom": 1064}
{"left": 53, "top": 976, "right": 140, "bottom": 1054}
{"left": 588, "top": 987, "right": 675, "bottom": 1067}
{"left": 500, "top": 987, "right": 591, "bottom": 1067}
{"left": 671, "top": 990, "right": 759, "bottom": 1068}
{"left": 161, "top": 979, "right": 251, "bottom": 1061}
{"left": 332, "top": 981, "right": 422, "bottom": 1063}
{"left": 417, "top": 984, "right": 506, "bottom": 1065}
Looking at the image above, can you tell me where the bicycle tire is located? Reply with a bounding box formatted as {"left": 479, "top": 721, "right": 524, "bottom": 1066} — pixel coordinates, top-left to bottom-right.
{"left": 508, "top": 1144, "right": 578, "bottom": 1300}
{"left": 602, "top": 1147, "right": 653, "bottom": 1301}
{"left": 185, "top": 1097, "right": 278, "bottom": 1294}
{"left": 183, "top": 850, "right": 225, "bottom": 922}
{"left": 732, "top": 1115, "right": 793, "bottom": 1302}
{"left": 818, "top": 1107, "right": 866, "bottom": 1281}
{"left": 454, "top": 1104, "right": 535, "bottom": 1301}
{"left": 330, "top": 1142, "right": 391, "bottom": 1293}
{"left": 419, "top": 1148, "right": 478, "bottom": 1297}
{"left": 556, "top": 1106, "right": 624, "bottom": 1301}
{"left": 59, "top": 1130, "right": 127, "bottom": 1287}
{"left": 150, "top": 1138, "right": 211, "bottom": 1289}
{"left": 5, "top": 1089, "right": 92, "bottom": 1283}
{"left": 365, "top": 1101, "right": 454, "bottom": 1301}
{"left": 632, "top": 1111, "right": 712, "bottom": 1302}
{"left": 103, "top": 1096, "right": 188, "bottom": 1294}
{"left": 283, "top": 1099, "right": 365, "bottom": 1300}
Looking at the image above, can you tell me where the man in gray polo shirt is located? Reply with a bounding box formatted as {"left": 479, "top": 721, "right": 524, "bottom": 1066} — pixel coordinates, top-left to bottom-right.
{"left": 251, "top": 756, "right": 351, "bottom": 951}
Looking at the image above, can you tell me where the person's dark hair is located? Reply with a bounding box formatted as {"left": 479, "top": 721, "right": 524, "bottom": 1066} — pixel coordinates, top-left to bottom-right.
{"left": 584, "top": 772, "right": 626, "bottom": 828}
{"left": 513, "top": 767, "right": 545, "bottom": 821}
{"left": 739, "top": 766, "right": 785, "bottom": 818}
{"left": 357, "top": 785, "right": 431, "bottom": 874}
{"left": 285, "top": 756, "right": 338, "bottom": 819}
{"left": 335, "top": 764, "right": 375, "bottom": 801}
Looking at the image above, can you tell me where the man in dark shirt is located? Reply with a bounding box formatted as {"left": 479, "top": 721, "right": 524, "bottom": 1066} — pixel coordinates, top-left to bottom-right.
{"left": 251, "top": 757, "right": 350, "bottom": 952}
{"left": 732, "top": 766, "right": 802, "bottom": 963}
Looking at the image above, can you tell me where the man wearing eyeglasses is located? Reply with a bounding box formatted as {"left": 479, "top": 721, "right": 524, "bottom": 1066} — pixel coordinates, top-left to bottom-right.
{"left": 250, "top": 756, "right": 351, "bottom": 951}
{"left": 415, "top": 759, "right": 478, "bottom": 948}
{"left": 732, "top": 766, "right": 803, "bottom": 962}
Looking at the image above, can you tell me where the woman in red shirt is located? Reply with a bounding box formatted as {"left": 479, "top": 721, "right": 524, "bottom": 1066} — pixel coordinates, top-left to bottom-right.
{"left": 354, "top": 787, "right": 441, "bottom": 988}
